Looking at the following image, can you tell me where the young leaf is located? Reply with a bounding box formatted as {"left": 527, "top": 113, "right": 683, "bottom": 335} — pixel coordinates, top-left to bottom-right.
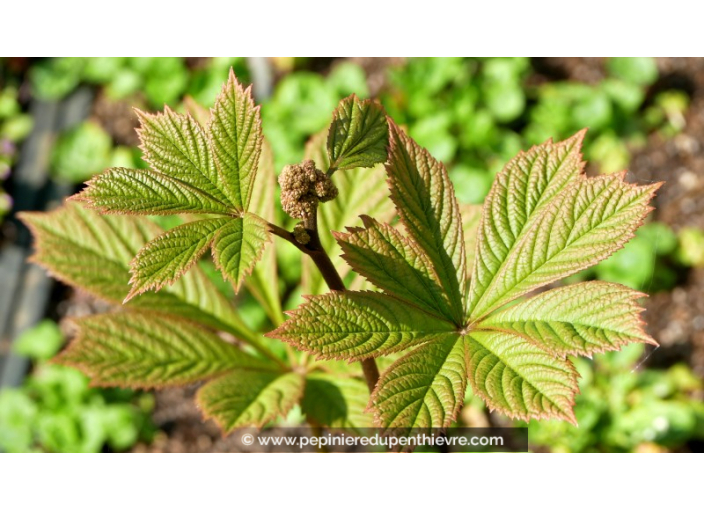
{"left": 208, "top": 69, "right": 262, "bottom": 211}
{"left": 212, "top": 213, "right": 271, "bottom": 292}
{"left": 466, "top": 131, "right": 586, "bottom": 316}
{"left": 460, "top": 203, "right": 482, "bottom": 277}
{"left": 478, "top": 281, "right": 656, "bottom": 356}
{"left": 135, "top": 107, "right": 229, "bottom": 204}
{"left": 334, "top": 216, "right": 453, "bottom": 321}
{"left": 303, "top": 130, "right": 394, "bottom": 295}
{"left": 197, "top": 371, "right": 305, "bottom": 432}
{"left": 19, "top": 203, "right": 251, "bottom": 337}
{"left": 466, "top": 331, "right": 579, "bottom": 424}
{"left": 327, "top": 94, "right": 388, "bottom": 173}
{"left": 126, "top": 217, "right": 230, "bottom": 301}
{"left": 469, "top": 172, "right": 660, "bottom": 320}
{"left": 371, "top": 335, "right": 467, "bottom": 433}
{"left": 386, "top": 121, "right": 466, "bottom": 324}
{"left": 246, "top": 141, "right": 284, "bottom": 323}
{"left": 302, "top": 374, "right": 373, "bottom": 430}
{"left": 269, "top": 291, "right": 456, "bottom": 361}
{"left": 73, "top": 167, "right": 232, "bottom": 215}
{"left": 57, "top": 311, "right": 273, "bottom": 388}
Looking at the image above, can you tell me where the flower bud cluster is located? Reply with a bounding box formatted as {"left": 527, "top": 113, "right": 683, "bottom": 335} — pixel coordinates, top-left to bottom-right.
{"left": 278, "top": 160, "right": 338, "bottom": 219}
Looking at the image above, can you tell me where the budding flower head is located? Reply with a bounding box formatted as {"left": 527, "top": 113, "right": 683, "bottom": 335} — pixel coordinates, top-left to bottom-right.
{"left": 278, "top": 160, "right": 338, "bottom": 219}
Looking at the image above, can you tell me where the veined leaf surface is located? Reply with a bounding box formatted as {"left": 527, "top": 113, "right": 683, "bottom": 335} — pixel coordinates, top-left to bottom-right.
{"left": 466, "top": 331, "right": 579, "bottom": 424}
{"left": 372, "top": 335, "right": 467, "bottom": 433}
{"left": 127, "top": 217, "right": 229, "bottom": 301}
{"left": 469, "top": 172, "right": 660, "bottom": 319}
{"left": 73, "top": 167, "right": 231, "bottom": 215}
{"left": 327, "top": 94, "right": 388, "bottom": 173}
{"left": 269, "top": 291, "right": 455, "bottom": 361}
{"left": 136, "top": 106, "right": 229, "bottom": 203}
{"left": 478, "top": 281, "right": 655, "bottom": 356}
{"left": 19, "top": 203, "right": 251, "bottom": 338}
{"left": 208, "top": 69, "right": 262, "bottom": 211}
{"left": 335, "top": 216, "right": 453, "bottom": 321}
{"left": 197, "top": 371, "right": 304, "bottom": 431}
{"left": 212, "top": 213, "right": 271, "bottom": 292}
{"left": 58, "top": 312, "right": 272, "bottom": 388}
{"left": 246, "top": 140, "right": 283, "bottom": 322}
{"left": 386, "top": 121, "right": 466, "bottom": 324}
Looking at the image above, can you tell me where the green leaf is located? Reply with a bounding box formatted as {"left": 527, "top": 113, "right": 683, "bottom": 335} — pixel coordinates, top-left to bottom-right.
{"left": 126, "top": 217, "right": 229, "bottom": 301}
{"left": 466, "top": 331, "right": 578, "bottom": 424}
{"left": 467, "top": 130, "right": 587, "bottom": 318}
{"left": 386, "top": 121, "right": 466, "bottom": 324}
{"left": 246, "top": 140, "right": 283, "bottom": 322}
{"left": 372, "top": 335, "right": 466, "bottom": 433}
{"left": 302, "top": 374, "right": 373, "bottom": 430}
{"left": 469, "top": 171, "right": 660, "bottom": 319}
{"left": 73, "top": 167, "right": 231, "bottom": 215}
{"left": 303, "top": 130, "right": 394, "bottom": 295}
{"left": 327, "top": 94, "right": 388, "bottom": 172}
{"left": 460, "top": 203, "right": 482, "bottom": 278}
{"left": 335, "top": 216, "right": 454, "bottom": 321}
{"left": 197, "top": 370, "right": 304, "bottom": 431}
{"left": 478, "top": 281, "right": 656, "bottom": 356}
{"left": 19, "top": 203, "right": 251, "bottom": 338}
{"left": 268, "top": 291, "right": 455, "bottom": 361}
{"left": 135, "top": 107, "right": 229, "bottom": 204}
{"left": 212, "top": 213, "right": 271, "bottom": 293}
{"left": 58, "top": 312, "right": 271, "bottom": 388}
{"left": 208, "top": 69, "right": 263, "bottom": 211}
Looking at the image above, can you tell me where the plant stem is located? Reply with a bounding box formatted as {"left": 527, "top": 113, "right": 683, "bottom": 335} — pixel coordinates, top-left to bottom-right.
{"left": 267, "top": 211, "right": 381, "bottom": 393}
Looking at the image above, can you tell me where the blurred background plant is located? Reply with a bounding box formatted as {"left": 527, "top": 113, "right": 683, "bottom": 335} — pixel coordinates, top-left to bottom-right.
{"left": 1, "top": 57, "right": 703, "bottom": 452}
{"left": 0, "top": 320, "right": 154, "bottom": 452}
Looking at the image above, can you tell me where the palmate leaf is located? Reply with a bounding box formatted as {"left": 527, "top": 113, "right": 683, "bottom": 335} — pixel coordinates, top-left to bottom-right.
{"left": 197, "top": 371, "right": 305, "bottom": 432}
{"left": 135, "top": 106, "right": 228, "bottom": 203}
{"left": 466, "top": 331, "right": 579, "bottom": 424}
{"left": 212, "top": 213, "right": 271, "bottom": 292}
{"left": 335, "top": 216, "right": 453, "bottom": 321}
{"left": 273, "top": 129, "right": 660, "bottom": 431}
{"left": 126, "top": 217, "right": 229, "bottom": 301}
{"left": 468, "top": 171, "right": 660, "bottom": 320}
{"left": 371, "top": 335, "right": 467, "bottom": 434}
{"left": 19, "top": 203, "right": 251, "bottom": 338}
{"left": 478, "top": 281, "right": 656, "bottom": 356}
{"left": 460, "top": 203, "right": 482, "bottom": 278}
{"left": 208, "top": 68, "right": 262, "bottom": 211}
{"left": 73, "top": 167, "right": 232, "bottom": 215}
{"left": 58, "top": 311, "right": 274, "bottom": 388}
{"left": 465, "top": 130, "right": 586, "bottom": 317}
{"left": 269, "top": 291, "right": 455, "bottom": 361}
{"left": 71, "top": 70, "right": 271, "bottom": 301}
{"left": 327, "top": 94, "right": 389, "bottom": 173}
{"left": 386, "top": 121, "right": 467, "bottom": 324}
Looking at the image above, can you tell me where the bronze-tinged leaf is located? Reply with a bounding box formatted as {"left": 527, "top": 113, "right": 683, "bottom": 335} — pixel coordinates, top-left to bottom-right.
{"left": 386, "top": 120, "right": 466, "bottom": 324}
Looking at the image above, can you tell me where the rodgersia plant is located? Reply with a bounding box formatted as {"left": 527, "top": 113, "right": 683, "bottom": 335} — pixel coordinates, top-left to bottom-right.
{"left": 20, "top": 70, "right": 660, "bottom": 438}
